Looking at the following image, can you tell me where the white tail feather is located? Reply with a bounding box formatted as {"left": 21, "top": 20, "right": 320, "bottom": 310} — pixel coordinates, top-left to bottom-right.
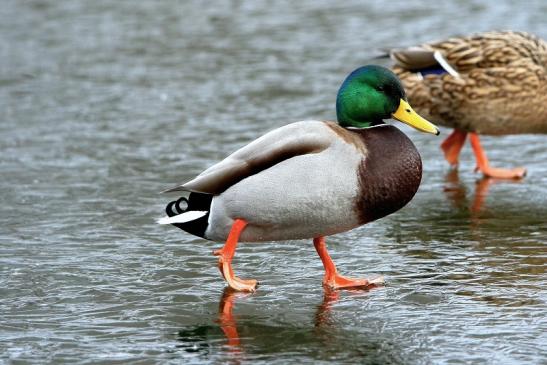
{"left": 433, "top": 51, "right": 460, "bottom": 78}
{"left": 157, "top": 211, "right": 207, "bottom": 225}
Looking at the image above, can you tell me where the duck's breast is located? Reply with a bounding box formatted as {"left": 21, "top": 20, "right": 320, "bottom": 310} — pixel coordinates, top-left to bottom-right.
{"left": 352, "top": 125, "right": 422, "bottom": 223}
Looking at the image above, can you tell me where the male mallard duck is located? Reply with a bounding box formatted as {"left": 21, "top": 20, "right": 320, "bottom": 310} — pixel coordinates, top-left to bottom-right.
{"left": 389, "top": 30, "right": 547, "bottom": 179}
{"left": 159, "top": 65, "right": 439, "bottom": 292}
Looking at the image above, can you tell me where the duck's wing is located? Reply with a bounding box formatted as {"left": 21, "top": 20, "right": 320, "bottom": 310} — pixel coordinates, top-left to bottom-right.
{"left": 390, "top": 37, "right": 477, "bottom": 76}
{"left": 162, "top": 121, "right": 333, "bottom": 195}
{"left": 389, "top": 46, "right": 440, "bottom": 71}
{"left": 391, "top": 31, "right": 546, "bottom": 74}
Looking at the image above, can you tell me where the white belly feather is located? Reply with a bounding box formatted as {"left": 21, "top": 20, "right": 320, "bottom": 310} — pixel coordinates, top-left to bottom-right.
{"left": 205, "top": 140, "right": 362, "bottom": 242}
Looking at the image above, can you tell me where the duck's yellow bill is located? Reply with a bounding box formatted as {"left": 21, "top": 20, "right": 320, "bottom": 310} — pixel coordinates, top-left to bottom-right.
{"left": 392, "top": 99, "right": 440, "bottom": 135}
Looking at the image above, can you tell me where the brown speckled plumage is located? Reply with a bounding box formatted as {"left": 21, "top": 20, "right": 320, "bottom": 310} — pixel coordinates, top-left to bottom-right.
{"left": 391, "top": 31, "right": 547, "bottom": 135}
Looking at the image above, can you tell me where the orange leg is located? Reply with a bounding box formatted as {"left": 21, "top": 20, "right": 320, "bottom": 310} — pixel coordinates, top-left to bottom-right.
{"left": 440, "top": 129, "right": 467, "bottom": 166}
{"left": 469, "top": 133, "right": 526, "bottom": 179}
{"left": 313, "top": 236, "right": 384, "bottom": 289}
{"left": 213, "top": 219, "right": 258, "bottom": 292}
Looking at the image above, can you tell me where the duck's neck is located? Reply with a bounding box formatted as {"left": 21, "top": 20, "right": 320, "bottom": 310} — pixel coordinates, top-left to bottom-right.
{"left": 338, "top": 117, "right": 386, "bottom": 129}
{"left": 336, "top": 97, "right": 385, "bottom": 128}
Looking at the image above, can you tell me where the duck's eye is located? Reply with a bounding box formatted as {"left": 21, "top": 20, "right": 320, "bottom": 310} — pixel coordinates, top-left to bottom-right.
{"left": 376, "top": 86, "right": 384, "bottom": 92}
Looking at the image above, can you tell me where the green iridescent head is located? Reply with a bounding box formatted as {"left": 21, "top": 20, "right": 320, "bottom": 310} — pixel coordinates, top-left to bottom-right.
{"left": 336, "top": 65, "right": 439, "bottom": 135}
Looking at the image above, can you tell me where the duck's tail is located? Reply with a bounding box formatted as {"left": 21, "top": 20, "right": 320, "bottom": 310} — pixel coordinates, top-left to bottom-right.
{"left": 157, "top": 210, "right": 207, "bottom": 225}
{"left": 158, "top": 193, "right": 213, "bottom": 239}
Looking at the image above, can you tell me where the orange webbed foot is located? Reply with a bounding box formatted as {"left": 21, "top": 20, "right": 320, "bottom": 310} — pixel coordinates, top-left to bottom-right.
{"left": 220, "top": 264, "right": 258, "bottom": 292}
{"left": 215, "top": 255, "right": 258, "bottom": 292}
{"left": 313, "top": 236, "right": 384, "bottom": 290}
{"left": 323, "top": 274, "right": 384, "bottom": 290}
{"left": 469, "top": 133, "right": 526, "bottom": 180}
{"left": 213, "top": 219, "right": 258, "bottom": 292}
{"left": 474, "top": 165, "right": 527, "bottom": 180}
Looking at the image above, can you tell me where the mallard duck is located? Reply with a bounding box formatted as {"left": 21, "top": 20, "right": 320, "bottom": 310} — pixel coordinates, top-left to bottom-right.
{"left": 389, "top": 30, "right": 547, "bottom": 179}
{"left": 159, "top": 65, "right": 439, "bottom": 292}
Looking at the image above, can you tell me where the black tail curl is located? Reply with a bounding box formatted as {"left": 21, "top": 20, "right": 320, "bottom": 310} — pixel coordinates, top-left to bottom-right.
{"left": 166, "top": 197, "right": 189, "bottom": 217}
{"left": 164, "top": 193, "right": 213, "bottom": 238}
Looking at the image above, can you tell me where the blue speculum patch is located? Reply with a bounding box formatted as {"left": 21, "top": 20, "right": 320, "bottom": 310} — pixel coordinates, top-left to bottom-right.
{"left": 418, "top": 66, "right": 447, "bottom": 76}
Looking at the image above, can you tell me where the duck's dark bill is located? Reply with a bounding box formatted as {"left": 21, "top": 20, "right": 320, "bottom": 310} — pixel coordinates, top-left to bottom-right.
{"left": 392, "top": 99, "right": 440, "bottom": 135}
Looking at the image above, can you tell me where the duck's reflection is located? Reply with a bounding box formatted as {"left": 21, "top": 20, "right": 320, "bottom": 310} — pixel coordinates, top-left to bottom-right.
{"left": 314, "top": 286, "right": 341, "bottom": 327}
{"left": 176, "top": 285, "right": 398, "bottom": 362}
{"left": 174, "top": 288, "right": 249, "bottom": 358}
{"left": 443, "top": 169, "right": 522, "bottom": 213}
{"left": 314, "top": 285, "right": 382, "bottom": 329}
{"left": 216, "top": 284, "right": 381, "bottom": 349}
{"left": 442, "top": 169, "right": 469, "bottom": 211}
{"left": 216, "top": 287, "right": 251, "bottom": 350}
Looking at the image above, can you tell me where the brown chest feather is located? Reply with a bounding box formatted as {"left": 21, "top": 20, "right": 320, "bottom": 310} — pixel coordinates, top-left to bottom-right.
{"left": 352, "top": 126, "right": 422, "bottom": 223}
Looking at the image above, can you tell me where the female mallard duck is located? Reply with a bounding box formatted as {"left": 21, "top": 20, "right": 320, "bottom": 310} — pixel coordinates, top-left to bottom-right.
{"left": 389, "top": 30, "right": 547, "bottom": 179}
{"left": 159, "top": 65, "right": 439, "bottom": 292}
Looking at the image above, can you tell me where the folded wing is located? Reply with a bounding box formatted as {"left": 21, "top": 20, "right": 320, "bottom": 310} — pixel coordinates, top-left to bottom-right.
{"left": 162, "top": 121, "right": 333, "bottom": 195}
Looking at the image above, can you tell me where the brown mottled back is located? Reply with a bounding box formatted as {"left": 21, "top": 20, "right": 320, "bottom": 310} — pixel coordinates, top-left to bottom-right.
{"left": 391, "top": 31, "right": 547, "bottom": 135}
